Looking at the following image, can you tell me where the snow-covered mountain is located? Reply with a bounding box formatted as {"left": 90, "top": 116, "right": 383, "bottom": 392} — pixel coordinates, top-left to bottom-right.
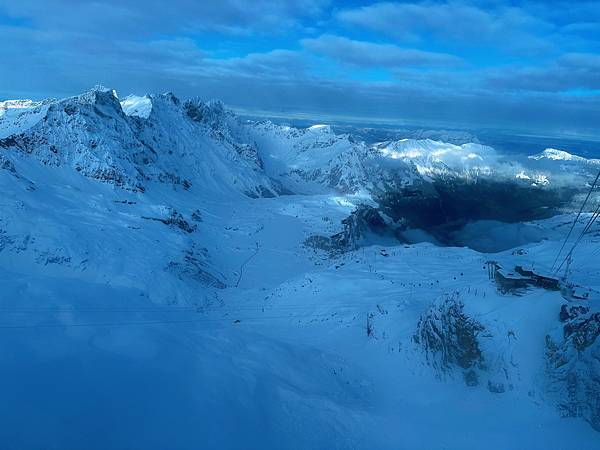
{"left": 3, "top": 87, "right": 598, "bottom": 199}
{"left": 1, "top": 87, "right": 599, "bottom": 449}
{"left": 242, "top": 120, "right": 420, "bottom": 194}
{"left": 1, "top": 88, "right": 285, "bottom": 197}
{"left": 531, "top": 148, "right": 600, "bottom": 164}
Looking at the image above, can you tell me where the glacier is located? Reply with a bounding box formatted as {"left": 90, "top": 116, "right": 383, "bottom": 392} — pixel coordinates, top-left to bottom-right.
{"left": 0, "top": 86, "right": 599, "bottom": 449}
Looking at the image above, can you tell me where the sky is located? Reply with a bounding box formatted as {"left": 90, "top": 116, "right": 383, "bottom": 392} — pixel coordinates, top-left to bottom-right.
{"left": 0, "top": 0, "right": 599, "bottom": 136}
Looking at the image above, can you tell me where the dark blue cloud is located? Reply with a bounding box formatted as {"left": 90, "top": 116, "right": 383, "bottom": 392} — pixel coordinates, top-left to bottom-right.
{"left": 336, "top": 1, "right": 554, "bottom": 53}
{"left": 0, "top": 0, "right": 598, "bottom": 136}
{"left": 484, "top": 53, "right": 600, "bottom": 92}
{"left": 301, "top": 34, "right": 462, "bottom": 67}
{"left": 1, "top": 0, "right": 330, "bottom": 34}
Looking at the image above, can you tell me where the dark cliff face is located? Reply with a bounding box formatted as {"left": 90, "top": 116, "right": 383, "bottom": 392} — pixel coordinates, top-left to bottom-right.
{"left": 377, "top": 176, "right": 573, "bottom": 229}
{"left": 373, "top": 176, "right": 577, "bottom": 247}
{"left": 310, "top": 175, "right": 578, "bottom": 254}
{"left": 304, "top": 174, "right": 579, "bottom": 255}
{"left": 305, "top": 205, "right": 389, "bottom": 255}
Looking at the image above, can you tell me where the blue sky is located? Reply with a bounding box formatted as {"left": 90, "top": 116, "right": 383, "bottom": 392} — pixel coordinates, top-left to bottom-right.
{"left": 0, "top": 0, "right": 599, "bottom": 135}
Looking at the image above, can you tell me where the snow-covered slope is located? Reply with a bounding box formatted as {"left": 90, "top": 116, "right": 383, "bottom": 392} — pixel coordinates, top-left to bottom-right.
{"left": 120, "top": 94, "right": 153, "bottom": 119}
{"left": 0, "top": 99, "right": 52, "bottom": 139}
{"left": 1, "top": 87, "right": 599, "bottom": 449}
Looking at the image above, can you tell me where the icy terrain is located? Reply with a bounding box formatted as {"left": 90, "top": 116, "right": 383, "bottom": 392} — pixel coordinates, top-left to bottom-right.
{"left": 0, "top": 87, "right": 599, "bottom": 449}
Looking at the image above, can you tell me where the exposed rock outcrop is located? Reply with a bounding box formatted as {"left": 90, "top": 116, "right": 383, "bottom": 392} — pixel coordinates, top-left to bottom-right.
{"left": 142, "top": 208, "right": 197, "bottom": 233}
{"left": 305, "top": 205, "right": 387, "bottom": 254}
{"left": 414, "top": 293, "right": 487, "bottom": 386}
{"left": 546, "top": 303, "right": 600, "bottom": 431}
{"left": 166, "top": 245, "right": 226, "bottom": 289}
